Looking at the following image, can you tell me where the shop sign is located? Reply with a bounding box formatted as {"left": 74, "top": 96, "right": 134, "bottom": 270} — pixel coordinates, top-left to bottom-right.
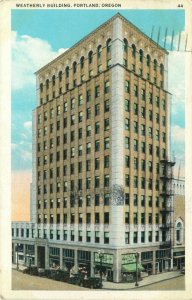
{"left": 121, "top": 253, "right": 136, "bottom": 265}
{"left": 94, "top": 253, "right": 113, "bottom": 265}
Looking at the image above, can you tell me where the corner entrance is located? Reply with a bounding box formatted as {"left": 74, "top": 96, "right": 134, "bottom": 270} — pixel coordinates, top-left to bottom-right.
{"left": 37, "top": 246, "right": 45, "bottom": 268}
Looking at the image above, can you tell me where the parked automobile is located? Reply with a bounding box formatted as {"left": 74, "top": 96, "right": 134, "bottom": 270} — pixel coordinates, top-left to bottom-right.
{"left": 38, "top": 268, "right": 46, "bottom": 277}
{"left": 83, "top": 277, "right": 102, "bottom": 289}
{"left": 23, "top": 266, "right": 38, "bottom": 276}
{"left": 55, "top": 270, "right": 70, "bottom": 282}
{"left": 68, "top": 273, "right": 84, "bottom": 286}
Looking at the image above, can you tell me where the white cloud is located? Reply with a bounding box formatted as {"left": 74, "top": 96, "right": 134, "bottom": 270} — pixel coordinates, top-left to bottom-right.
{"left": 171, "top": 125, "right": 185, "bottom": 144}
{"left": 12, "top": 31, "right": 67, "bottom": 90}
{"left": 20, "top": 149, "right": 32, "bottom": 162}
{"left": 168, "top": 51, "right": 185, "bottom": 114}
{"left": 24, "top": 121, "right": 32, "bottom": 129}
{"left": 171, "top": 125, "right": 185, "bottom": 176}
{"left": 165, "top": 31, "right": 188, "bottom": 52}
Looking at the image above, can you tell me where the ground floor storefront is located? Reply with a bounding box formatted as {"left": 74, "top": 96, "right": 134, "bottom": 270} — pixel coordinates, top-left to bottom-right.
{"left": 12, "top": 239, "right": 184, "bottom": 283}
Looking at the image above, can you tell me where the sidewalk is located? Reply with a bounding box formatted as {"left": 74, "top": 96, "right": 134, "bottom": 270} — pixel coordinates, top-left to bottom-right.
{"left": 102, "top": 271, "right": 183, "bottom": 290}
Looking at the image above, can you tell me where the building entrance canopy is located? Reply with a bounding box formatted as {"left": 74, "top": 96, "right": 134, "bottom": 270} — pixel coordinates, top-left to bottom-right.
{"left": 122, "top": 263, "right": 144, "bottom": 273}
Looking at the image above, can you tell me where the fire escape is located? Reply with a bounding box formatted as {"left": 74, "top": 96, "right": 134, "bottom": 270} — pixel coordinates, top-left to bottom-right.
{"left": 159, "top": 158, "right": 175, "bottom": 250}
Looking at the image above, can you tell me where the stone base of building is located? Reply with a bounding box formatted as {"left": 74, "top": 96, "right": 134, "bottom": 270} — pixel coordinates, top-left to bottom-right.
{"left": 12, "top": 238, "right": 182, "bottom": 283}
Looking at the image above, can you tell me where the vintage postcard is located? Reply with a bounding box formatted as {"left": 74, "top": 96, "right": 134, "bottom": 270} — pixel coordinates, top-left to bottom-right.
{"left": 0, "top": 0, "right": 191, "bottom": 299}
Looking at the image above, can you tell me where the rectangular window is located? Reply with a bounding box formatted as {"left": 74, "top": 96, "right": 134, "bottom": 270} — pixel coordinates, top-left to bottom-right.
{"left": 95, "top": 86, "right": 100, "bottom": 97}
{"left": 104, "top": 232, "right": 109, "bottom": 244}
{"left": 87, "top": 90, "right": 91, "bottom": 102}
{"left": 133, "top": 232, "right": 138, "bottom": 243}
{"left": 133, "top": 194, "right": 138, "bottom": 206}
{"left": 133, "top": 213, "right": 138, "bottom": 224}
{"left": 125, "top": 193, "right": 129, "bottom": 205}
{"left": 133, "top": 84, "right": 138, "bottom": 97}
{"left": 133, "top": 103, "right": 138, "bottom": 115}
{"left": 71, "top": 115, "right": 75, "bottom": 126}
{"left": 86, "top": 108, "right": 91, "bottom": 119}
{"left": 125, "top": 99, "right": 130, "bottom": 111}
{"left": 125, "top": 175, "right": 129, "bottom": 187}
{"left": 125, "top": 155, "right": 130, "bottom": 168}
{"left": 104, "top": 138, "right": 110, "bottom": 150}
{"left": 133, "top": 139, "right": 138, "bottom": 151}
{"left": 95, "top": 122, "right": 100, "bottom": 134}
{"left": 78, "top": 128, "right": 82, "bottom": 139}
{"left": 86, "top": 125, "right": 91, "bottom": 137}
{"left": 86, "top": 231, "right": 91, "bottom": 243}
{"left": 95, "top": 231, "right": 100, "bottom": 243}
{"left": 86, "top": 143, "right": 91, "bottom": 154}
{"left": 95, "top": 104, "right": 100, "bottom": 116}
{"left": 125, "top": 80, "right": 130, "bottom": 93}
{"left": 104, "top": 81, "right": 110, "bottom": 93}
{"left": 86, "top": 213, "right": 91, "bottom": 224}
{"left": 125, "top": 137, "right": 130, "bottom": 149}
{"left": 104, "top": 155, "right": 109, "bottom": 168}
{"left": 125, "top": 232, "right": 129, "bottom": 244}
{"left": 78, "top": 94, "right": 83, "bottom": 106}
{"left": 104, "top": 175, "right": 110, "bottom": 187}
{"left": 85, "top": 160, "right": 90, "bottom": 172}
{"left": 95, "top": 176, "right": 100, "bottom": 188}
{"left": 141, "top": 231, "right": 145, "bottom": 243}
{"left": 78, "top": 111, "right": 83, "bottom": 123}
{"left": 95, "top": 158, "right": 100, "bottom": 170}
{"left": 148, "top": 231, "right": 152, "bottom": 242}
{"left": 141, "top": 213, "right": 145, "bottom": 225}
{"left": 104, "top": 100, "right": 110, "bottom": 112}
{"left": 141, "top": 89, "right": 145, "bottom": 100}
{"left": 95, "top": 140, "right": 100, "bottom": 152}
{"left": 104, "top": 118, "right": 110, "bottom": 131}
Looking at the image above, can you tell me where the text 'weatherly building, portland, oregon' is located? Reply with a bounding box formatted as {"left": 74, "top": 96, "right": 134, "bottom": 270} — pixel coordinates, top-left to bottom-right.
{"left": 12, "top": 13, "right": 179, "bottom": 283}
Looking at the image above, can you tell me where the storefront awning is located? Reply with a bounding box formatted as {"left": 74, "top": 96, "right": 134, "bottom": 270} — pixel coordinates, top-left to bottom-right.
{"left": 122, "top": 263, "right": 144, "bottom": 273}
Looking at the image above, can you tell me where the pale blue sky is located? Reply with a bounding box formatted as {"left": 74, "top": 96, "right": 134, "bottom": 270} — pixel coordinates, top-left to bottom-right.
{"left": 11, "top": 9, "right": 185, "bottom": 171}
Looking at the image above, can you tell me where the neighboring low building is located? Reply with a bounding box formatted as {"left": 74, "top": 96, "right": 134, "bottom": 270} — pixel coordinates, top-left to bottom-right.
{"left": 172, "top": 178, "right": 185, "bottom": 270}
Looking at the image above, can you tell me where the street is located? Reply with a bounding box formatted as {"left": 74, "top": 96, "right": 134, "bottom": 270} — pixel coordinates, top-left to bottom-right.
{"left": 12, "top": 269, "right": 86, "bottom": 290}
{"left": 136, "top": 275, "right": 185, "bottom": 290}
{"left": 12, "top": 269, "right": 184, "bottom": 291}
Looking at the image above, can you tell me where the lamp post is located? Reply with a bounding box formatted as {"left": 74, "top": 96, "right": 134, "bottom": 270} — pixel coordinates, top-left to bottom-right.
{"left": 16, "top": 243, "right": 19, "bottom": 270}
{"left": 98, "top": 250, "right": 104, "bottom": 284}
{"left": 135, "top": 252, "right": 139, "bottom": 287}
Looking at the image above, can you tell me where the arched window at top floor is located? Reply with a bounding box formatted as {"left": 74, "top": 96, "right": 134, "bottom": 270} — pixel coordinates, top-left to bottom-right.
{"left": 131, "top": 44, "right": 136, "bottom": 58}
{"left": 176, "top": 222, "right": 182, "bottom": 229}
{"left": 160, "top": 63, "right": 164, "bottom": 75}
{"left": 52, "top": 75, "right": 56, "bottom": 86}
{"left": 40, "top": 83, "right": 43, "bottom": 93}
{"left": 147, "top": 54, "right": 151, "bottom": 67}
{"left": 46, "top": 79, "right": 49, "bottom": 89}
{"left": 58, "top": 71, "right": 62, "bottom": 82}
{"left": 80, "top": 56, "right": 84, "bottom": 69}
{"left": 139, "top": 49, "right": 143, "bottom": 62}
{"left": 65, "top": 66, "right": 69, "bottom": 78}
{"left": 73, "top": 61, "right": 77, "bottom": 74}
{"left": 154, "top": 59, "right": 157, "bottom": 71}
{"left": 97, "top": 45, "right": 102, "bottom": 59}
{"left": 88, "top": 51, "right": 93, "bottom": 64}
{"left": 106, "top": 39, "right": 112, "bottom": 53}
{"left": 123, "top": 38, "right": 128, "bottom": 52}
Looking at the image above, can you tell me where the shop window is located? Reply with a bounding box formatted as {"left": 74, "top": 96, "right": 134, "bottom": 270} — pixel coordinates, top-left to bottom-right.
{"left": 104, "top": 232, "right": 109, "bottom": 244}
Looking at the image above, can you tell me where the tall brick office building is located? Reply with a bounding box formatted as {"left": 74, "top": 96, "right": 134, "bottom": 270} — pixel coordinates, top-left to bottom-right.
{"left": 12, "top": 13, "right": 175, "bottom": 282}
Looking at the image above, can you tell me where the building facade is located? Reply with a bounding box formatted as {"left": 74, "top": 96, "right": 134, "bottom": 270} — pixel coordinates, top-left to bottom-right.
{"left": 172, "top": 178, "right": 185, "bottom": 270}
{"left": 12, "top": 13, "right": 176, "bottom": 282}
